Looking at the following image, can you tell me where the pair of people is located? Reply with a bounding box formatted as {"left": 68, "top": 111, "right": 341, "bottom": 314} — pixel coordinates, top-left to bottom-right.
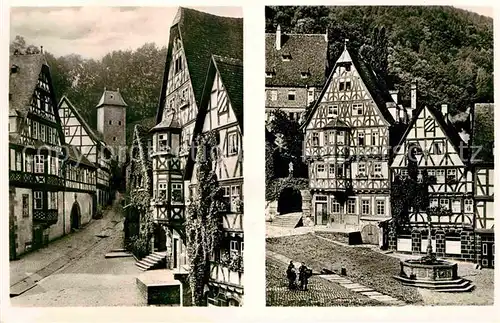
{"left": 286, "top": 261, "right": 311, "bottom": 291}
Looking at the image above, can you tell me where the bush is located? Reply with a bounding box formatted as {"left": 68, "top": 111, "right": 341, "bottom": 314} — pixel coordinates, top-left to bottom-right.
{"left": 126, "top": 235, "right": 150, "bottom": 259}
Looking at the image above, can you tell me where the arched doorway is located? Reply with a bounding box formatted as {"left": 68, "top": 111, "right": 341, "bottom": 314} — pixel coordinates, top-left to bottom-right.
{"left": 70, "top": 202, "right": 81, "bottom": 230}
{"left": 277, "top": 187, "right": 302, "bottom": 215}
{"left": 361, "top": 224, "right": 380, "bottom": 245}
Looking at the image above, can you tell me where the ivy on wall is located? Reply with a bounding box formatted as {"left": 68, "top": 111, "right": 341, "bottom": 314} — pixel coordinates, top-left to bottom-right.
{"left": 266, "top": 177, "right": 309, "bottom": 202}
{"left": 185, "top": 131, "right": 225, "bottom": 306}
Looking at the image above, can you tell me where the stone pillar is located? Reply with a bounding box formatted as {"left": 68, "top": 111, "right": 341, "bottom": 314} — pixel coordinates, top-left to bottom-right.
{"left": 435, "top": 230, "right": 445, "bottom": 257}
{"left": 460, "top": 229, "right": 475, "bottom": 262}
{"left": 411, "top": 229, "right": 422, "bottom": 255}
{"left": 300, "top": 189, "right": 313, "bottom": 226}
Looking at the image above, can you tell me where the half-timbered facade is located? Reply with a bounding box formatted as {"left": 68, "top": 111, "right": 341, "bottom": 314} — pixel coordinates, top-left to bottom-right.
{"left": 9, "top": 52, "right": 96, "bottom": 259}
{"left": 147, "top": 7, "right": 243, "bottom": 306}
{"left": 390, "top": 104, "right": 479, "bottom": 262}
{"left": 265, "top": 26, "right": 328, "bottom": 121}
{"left": 471, "top": 103, "right": 494, "bottom": 267}
{"left": 186, "top": 55, "right": 244, "bottom": 306}
{"left": 59, "top": 96, "right": 112, "bottom": 207}
{"left": 302, "top": 43, "right": 408, "bottom": 244}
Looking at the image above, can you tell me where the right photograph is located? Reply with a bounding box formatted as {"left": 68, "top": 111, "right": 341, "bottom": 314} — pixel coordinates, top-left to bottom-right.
{"left": 265, "top": 6, "right": 494, "bottom": 306}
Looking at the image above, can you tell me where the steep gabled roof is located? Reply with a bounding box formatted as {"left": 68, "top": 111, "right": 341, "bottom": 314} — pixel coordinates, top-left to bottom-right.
{"left": 184, "top": 55, "right": 243, "bottom": 180}
{"left": 471, "top": 103, "right": 494, "bottom": 164}
{"left": 59, "top": 96, "right": 105, "bottom": 143}
{"left": 302, "top": 45, "right": 396, "bottom": 129}
{"left": 394, "top": 105, "right": 469, "bottom": 164}
{"left": 96, "top": 88, "right": 128, "bottom": 108}
{"left": 213, "top": 55, "right": 243, "bottom": 129}
{"left": 9, "top": 53, "right": 66, "bottom": 146}
{"left": 65, "top": 144, "right": 96, "bottom": 168}
{"left": 156, "top": 7, "right": 243, "bottom": 123}
{"left": 265, "top": 32, "right": 328, "bottom": 87}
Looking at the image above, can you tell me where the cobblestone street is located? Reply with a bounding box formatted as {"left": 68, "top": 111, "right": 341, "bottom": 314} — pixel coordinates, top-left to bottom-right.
{"left": 10, "top": 200, "right": 145, "bottom": 307}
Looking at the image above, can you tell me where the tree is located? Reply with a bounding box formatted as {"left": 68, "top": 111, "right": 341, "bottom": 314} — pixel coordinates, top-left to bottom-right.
{"left": 185, "top": 131, "right": 225, "bottom": 306}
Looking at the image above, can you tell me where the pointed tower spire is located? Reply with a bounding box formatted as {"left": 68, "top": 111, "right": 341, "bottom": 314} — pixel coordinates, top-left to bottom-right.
{"left": 276, "top": 25, "right": 282, "bottom": 50}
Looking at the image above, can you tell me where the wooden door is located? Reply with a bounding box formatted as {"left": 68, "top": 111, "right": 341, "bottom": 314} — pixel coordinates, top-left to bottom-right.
{"left": 173, "top": 238, "right": 178, "bottom": 268}
{"left": 315, "top": 203, "right": 327, "bottom": 225}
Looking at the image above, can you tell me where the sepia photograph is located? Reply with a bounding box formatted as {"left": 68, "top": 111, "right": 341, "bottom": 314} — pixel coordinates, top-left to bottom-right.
{"left": 8, "top": 6, "right": 243, "bottom": 307}
{"left": 265, "top": 6, "right": 494, "bottom": 307}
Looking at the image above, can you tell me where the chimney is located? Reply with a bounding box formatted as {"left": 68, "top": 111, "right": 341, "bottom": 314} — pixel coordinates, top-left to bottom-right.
{"left": 276, "top": 25, "right": 281, "bottom": 50}
{"left": 389, "top": 90, "right": 399, "bottom": 104}
{"left": 410, "top": 81, "right": 417, "bottom": 110}
{"left": 40, "top": 46, "right": 43, "bottom": 53}
{"left": 441, "top": 104, "right": 448, "bottom": 118}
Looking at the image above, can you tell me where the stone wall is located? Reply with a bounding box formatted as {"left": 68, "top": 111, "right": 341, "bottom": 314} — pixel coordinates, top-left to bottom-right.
{"left": 48, "top": 191, "right": 94, "bottom": 241}
{"left": 12, "top": 187, "right": 33, "bottom": 256}
{"left": 300, "top": 189, "right": 313, "bottom": 226}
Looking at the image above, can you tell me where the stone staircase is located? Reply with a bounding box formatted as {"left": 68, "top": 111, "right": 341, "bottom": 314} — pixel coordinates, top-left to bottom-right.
{"left": 393, "top": 275, "right": 475, "bottom": 292}
{"left": 135, "top": 251, "right": 168, "bottom": 271}
{"left": 270, "top": 213, "right": 303, "bottom": 228}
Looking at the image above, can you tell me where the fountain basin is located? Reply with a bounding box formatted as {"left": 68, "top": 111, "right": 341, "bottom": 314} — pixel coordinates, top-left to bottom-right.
{"left": 399, "top": 259, "right": 458, "bottom": 281}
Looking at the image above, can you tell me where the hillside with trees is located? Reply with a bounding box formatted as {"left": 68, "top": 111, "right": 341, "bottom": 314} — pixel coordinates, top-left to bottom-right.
{"left": 266, "top": 6, "right": 493, "bottom": 114}
{"left": 10, "top": 36, "right": 167, "bottom": 145}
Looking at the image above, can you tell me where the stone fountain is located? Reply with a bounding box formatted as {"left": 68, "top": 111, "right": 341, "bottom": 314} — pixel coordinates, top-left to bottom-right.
{"left": 393, "top": 214, "right": 474, "bottom": 292}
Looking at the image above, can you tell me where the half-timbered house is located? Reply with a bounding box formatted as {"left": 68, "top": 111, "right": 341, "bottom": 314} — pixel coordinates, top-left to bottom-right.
{"left": 59, "top": 96, "right": 112, "bottom": 207}
{"left": 302, "top": 43, "right": 408, "bottom": 244}
{"left": 470, "top": 103, "right": 494, "bottom": 267}
{"left": 265, "top": 26, "right": 328, "bottom": 121}
{"left": 9, "top": 51, "right": 96, "bottom": 258}
{"left": 185, "top": 55, "right": 243, "bottom": 306}
{"left": 390, "top": 104, "right": 477, "bottom": 261}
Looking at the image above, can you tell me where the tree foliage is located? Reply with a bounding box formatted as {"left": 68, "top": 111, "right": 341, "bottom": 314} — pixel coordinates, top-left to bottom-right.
{"left": 186, "top": 131, "right": 225, "bottom": 306}
{"left": 10, "top": 36, "right": 167, "bottom": 145}
{"left": 266, "top": 6, "right": 493, "bottom": 113}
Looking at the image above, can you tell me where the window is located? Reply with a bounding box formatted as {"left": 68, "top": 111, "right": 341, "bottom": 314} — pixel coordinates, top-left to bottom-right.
{"left": 158, "top": 134, "right": 168, "bottom": 152}
{"left": 332, "top": 200, "right": 341, "bottom": 214}
{"left": 158, "top": 183, "right": 168, "bottom": 199}
{"left": 447, "top": 169, "right": 457, "bottom": 182}
{"left": 371, "top": 132, "right": 378, "bottom": 146}
{"left": 113, "top": 137, "right": 117, "bottom": 141}
{"left": 312, "top": 132, "right": 319, "bottom": 146}
{"left": 288, "top": 90, "right": 296, "bottom": 101}
{"left": 49, "top": 156, "right": 57, "bottom": 175}
{"left": 336, "top": 163, "right": 345, "bottom": 178}
{"left": 328, "top": 105, "right": 338, "bottom": 117}
{"left": 428, "top": 169, "right": 436, "bottom": 177}
{"left": 353, "top": 104, "right": 363, "bottom": 115}
{"left": 376, "top": 200, "right": 385, "bottom": 216}
{"left": 25, "top": 154, "right": 33, "bottom": 172}
{"left": 430, "top": 198, "right": 439, "bottom": 208}
{"left": 171, "top": 183, "right": 183, "bottom": 202}
{"left": 22, "top": 194, "right": 29, "bottom": 217}
{"left": 34, "top": 191, "right": 43, "bottom": 209}
{"left": 64, "top": 127, "right": 70, "bottom": 136}
{"left": 346, "top": 81, "right": 351, "bottom": 91}
{"left": 374, "top": 163, "right": 382, "bottom": 176}
{"left": 34, "top": 155, "right": 44, "bottom": 173}
{"left": 109, "top": 120, "right": 112, "bottom": 125}
{"left": 358, "top": 132, "right": 365, "bottom": 146}
{"left": 328, "top": 164, "right": 335, "bottom": 175}
{"left": 347, "top": 199, "right": 356, "bottom": 214}
{"left": 452, "top": 199, "right": 461, "bottom": 213}
{"left": 345, "top": 65, "right": 351, "bottom": 72}
{"left": 32, "top": 121, "right": 38, "bottom": 139}
{"left": 282, "top": 54, "right": 292, "bottom": 61}
{"left": 337, "top": 131, "right": 345, "bottom": 145}
{"left": 230, "top": 186, "right": 241, "bottom": 212}
{"left": 361, "top": 199, "right": 371, "bottom": 215}
{"left": 227, "top": 132, "right": 239, "bottom": 155}
{"left": 400, "top": 169, "right": 408, "bottom": 177}
{"left": 308, "top": 90, "right": 314, "bottom": 103}
{"left": 230, "top": 240, "right": 239, "bottom": 252}
{"left": 265, "top": 71, "right": 274, "bottom": 78}
{"left": 464, "top": 198, "right": 473, "bottom": 213}
{"left": 48, "top": 192, "right": 57, "bottom": 210}
{"left": 358, "top": 163, "right": 366, "bottom": 175}
{"left": 270, "top": 90, "right": 277, "bottom": 101}
{"left": 339, "top": 80, "right": 351, "bottom": 91}
{"left": 316, "top": 196, "right": 328, "bottom": 201}
{"left": 16, "top": 151, "right": 22, "bottom": 171}
{"left": 223, "top": 186, "right": 231, "bottom": 210}
{"left": 436, "top": 169, "right": 445, "bottom": 182}
{"left": 317, "top": 164, "right": 325, "bottom": 173}
{"left": 431, "top": 141, "right": 444, "bottom": 154}
{"left": 301, "top": 72, "right": 310, "bottom": 78}
{"left": 40, "top": 125, "right": 46, "bottom": 141}
{"left": 118, "top": 121, "right": 122, "bottom": 125}
{"left": 440, "top": 198, "right": 449, "bottom": 209}
{"left": 174, "top": 56, "right": 183, "bottom": 74}
{"left": 326, "top": 131, "right": 335, "bottom": 145}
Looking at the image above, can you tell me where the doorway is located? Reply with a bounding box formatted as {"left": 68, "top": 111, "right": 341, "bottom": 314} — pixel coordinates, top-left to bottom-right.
{"left": 277, "top": 187, "right": 302, "bottom": 215}
{"left": 173, "top": 238, "right": 178, "bottom": 269}
{"left": 70, "top": 202, "right": 81, "bottom": 230}
{"left": 315, "top": 203, "right": 328, "bottom": 225}
{"left": 482, "top": 242, "right": 494, "bottom": 268}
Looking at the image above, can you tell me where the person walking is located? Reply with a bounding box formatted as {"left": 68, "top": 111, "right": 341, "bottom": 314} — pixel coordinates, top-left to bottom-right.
{"left": 299, "top": 262, "right": 311, "bottom": 291}
{"left": 286, "top": 261, "right": 296, "bottom": 290}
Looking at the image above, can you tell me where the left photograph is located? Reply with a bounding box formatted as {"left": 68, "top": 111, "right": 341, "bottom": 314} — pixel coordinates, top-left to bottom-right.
{"left": 8, "top": 6, "right": 243, "bottom": 307}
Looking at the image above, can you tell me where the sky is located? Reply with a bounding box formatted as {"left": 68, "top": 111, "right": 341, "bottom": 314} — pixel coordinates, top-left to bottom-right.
{"left": 10, "top": 6, "right": 243, "bottom": 59}
{"left": 10, "top": 6, "right": 491, "bottom": 59}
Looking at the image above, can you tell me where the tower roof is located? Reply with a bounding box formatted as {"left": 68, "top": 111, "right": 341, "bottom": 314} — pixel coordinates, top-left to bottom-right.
{"left": 150, "top": 110, "right": 180, "bottom": 132}
{"left": 96, "top": 88, "right": 128, "bottom": 108}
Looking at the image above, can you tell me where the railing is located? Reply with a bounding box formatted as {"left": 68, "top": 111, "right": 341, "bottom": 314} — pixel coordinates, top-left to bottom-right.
{"left": 33, "top": 209, "right": 58, "bottom": 225}
{"left": 209, "top": 261, "right": 243, "bottom": 287}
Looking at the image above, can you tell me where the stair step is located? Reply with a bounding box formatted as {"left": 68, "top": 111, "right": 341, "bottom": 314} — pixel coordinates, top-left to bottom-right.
{"left": 394, "top": 275, "right": 466, "bottom": 285}
{"left": 135, "top": 262, "right": 150, "bottom": 270}
{"left": 142, "top": 258, "right": 159, "bottom": 266}
{"left": 436, "top": 285, "right": 475, "bottom": 292}
{"left": 147, "top": 255, "right": 164, "bottom": 261}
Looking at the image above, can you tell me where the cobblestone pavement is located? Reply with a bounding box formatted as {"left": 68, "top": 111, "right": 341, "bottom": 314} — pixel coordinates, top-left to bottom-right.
{"left": 265, "top": 223, "right": 314, "bottom": 238}
{"left": 10, "top": 199, "right": 145, "bottom": 307}
{"left": 266, "top": 254, "right": 381, "bottom": 307}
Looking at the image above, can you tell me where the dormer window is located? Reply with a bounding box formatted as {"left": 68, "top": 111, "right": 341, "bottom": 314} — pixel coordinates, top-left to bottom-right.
{"left": 282, "top": 53, "right": 292, "bottom": 61}
{"left": 339, "top": 80, "right": 351, "bottom": 91}
{"left": 174, "top": 56, "right": 183, "bottom": 74}
{"left": 288, "top": 90, "right": 296, "bottom": 101}
{"left": 11, "top": 64, "right": 19, "bottom": 74}
{"left": 301, "top": 71, "right": 310, "bottom": 78}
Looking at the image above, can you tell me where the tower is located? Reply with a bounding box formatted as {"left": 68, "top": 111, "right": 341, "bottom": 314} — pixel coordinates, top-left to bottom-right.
{"left": 96, "top": 87, "right": 127, "bottom": 162}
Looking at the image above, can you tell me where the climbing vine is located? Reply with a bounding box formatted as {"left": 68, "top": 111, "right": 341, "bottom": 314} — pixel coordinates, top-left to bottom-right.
{"left": 185, "top": 131, "right": 225, "bottom": 306}
{"left": 266, "top": 177, "right": 308, "bottom": 202}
